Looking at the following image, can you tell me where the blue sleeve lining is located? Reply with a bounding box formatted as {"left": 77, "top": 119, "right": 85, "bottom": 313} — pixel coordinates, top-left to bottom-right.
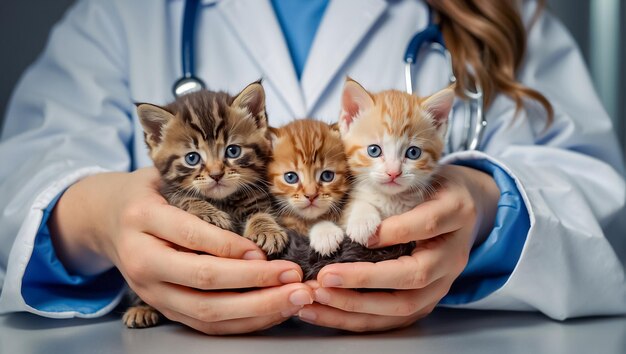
{"left": 440, "top": 159, "right": 530, "bottom": 305}
{"left": 21, "top": 158, "right": 527, "bottom": 311}
{"left": 21, "top": 192, "right": 125, "bottom": 314}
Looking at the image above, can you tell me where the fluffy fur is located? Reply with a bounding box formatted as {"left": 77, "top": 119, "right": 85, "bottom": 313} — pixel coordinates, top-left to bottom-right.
{"left": 273, "top": 232, "right": 415, "bottom": 281}
{"left": 339, "top": 78, "right": 454, "bottom": 246}
{"left": 271, "top": 79, "right": 454, "bottom": 280}
{"left": 124, "top": 82, "right": 287, "bottom": 328}
{"left": 267, "top": 120, "right": 350, "bottom": 256}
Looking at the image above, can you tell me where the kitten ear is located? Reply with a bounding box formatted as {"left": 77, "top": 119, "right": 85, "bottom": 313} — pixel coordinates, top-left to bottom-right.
{"left": 339, "top": 78, "right": 374, "bottom": 134}
{"left": 421, "top": 86, "right": 455, "bottom": 135}
{"left": 136, "top": 103, "right": 175, "bottom": 148}
{"left": 268, "top": 126, "right": 280, "bottom": 149}
{"left": 232, "top": 80, "right": 267, "bottom": 130}
{"left": 328, "top": 122, "right": 341, "bottom": 137}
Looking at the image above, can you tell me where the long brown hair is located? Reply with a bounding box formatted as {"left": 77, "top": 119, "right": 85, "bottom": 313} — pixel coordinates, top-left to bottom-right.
{"left": 427, "top": 0, "right": 554, "bottom": 122}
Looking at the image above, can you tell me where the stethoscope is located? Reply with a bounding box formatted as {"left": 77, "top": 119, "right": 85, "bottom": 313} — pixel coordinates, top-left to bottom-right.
{"left": 172, "top": 0, "right": 206, "bottom": 98}
{"left": 403, "top": 7, "right": 486, "bottom": 152}
{"left": 172, "top": 0, "right": 486, "bottom": 152}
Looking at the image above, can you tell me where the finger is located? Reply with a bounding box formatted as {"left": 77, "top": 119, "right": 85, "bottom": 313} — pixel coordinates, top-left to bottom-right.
{"left": 373, "top": 196, "right": 465, "bottom": 247}
{"left": 311, "top": 279, "right": 449, "bottom": 316}
{"left": 153, "top": 249, "right": 304, "bottom": 289}
{"left": 154, "top": 282, "right": 313, "bottom": 323}
{"left": 296, "top": 303, "right": 422, "bottom": 333}
{"left": 316, "top": 244, "right": 451, "bottom": 289}
{"left": 161, "top": 308, "right": 295, "bottom": 335}
{"left": 141, "top": 203, "right": 265, "bottom": 260}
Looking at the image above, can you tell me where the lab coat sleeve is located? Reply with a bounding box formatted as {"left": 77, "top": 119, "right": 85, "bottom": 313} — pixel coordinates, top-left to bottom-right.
{"left": 21, "top": 192, "right": 126, "bottom": 316}
{"left": 439, "top": 3, "right": 626, "bottom": 319}
{"left": 439, "top": 159, "right": 530, "bottom": 306}
{"left": 0, "top": 0, "right": 133, "bottom": 318}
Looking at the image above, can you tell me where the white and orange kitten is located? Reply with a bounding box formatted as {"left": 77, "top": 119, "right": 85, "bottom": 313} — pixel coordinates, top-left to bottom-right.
{"left": 338, "top": 78, "right": 455, "bottom": 245}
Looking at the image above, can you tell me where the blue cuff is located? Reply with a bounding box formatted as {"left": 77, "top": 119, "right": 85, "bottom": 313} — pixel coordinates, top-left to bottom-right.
{"left": 440, "top": 159, "right": 530, "bottom": 305}
{"left": 22, "top": 192, "right": 125, "bottom": 314}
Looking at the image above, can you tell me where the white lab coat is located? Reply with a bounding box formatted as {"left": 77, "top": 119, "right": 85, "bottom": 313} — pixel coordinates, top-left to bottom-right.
{"left": 0, "top": 0, "right": 624, "bottom": 320}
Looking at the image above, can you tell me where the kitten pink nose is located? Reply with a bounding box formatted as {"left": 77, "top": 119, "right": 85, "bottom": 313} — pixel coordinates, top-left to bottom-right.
{"left": 304, "top": 193, "right": 319, "bottom": 202}
{"left": 210, "top": 172, "right": 224, "bottom": 182}
{"left": 387, "top": 170, "right": 402, "bottom": 180}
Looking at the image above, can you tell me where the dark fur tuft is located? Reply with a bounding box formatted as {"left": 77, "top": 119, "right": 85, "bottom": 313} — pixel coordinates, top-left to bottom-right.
{"left": 270, "top": 231, "right": 414, "bottom": 281}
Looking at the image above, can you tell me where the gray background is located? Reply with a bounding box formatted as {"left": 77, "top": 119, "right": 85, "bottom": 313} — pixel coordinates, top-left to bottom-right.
{"left": 0, "top": 0, "right": 624, "bottom": 153}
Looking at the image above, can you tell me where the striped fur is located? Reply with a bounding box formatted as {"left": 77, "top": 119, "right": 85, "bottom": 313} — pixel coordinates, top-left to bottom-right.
{"left": 268, "top": 120, "right": 350, "bottom": 255}
{"left": 127, "top": 82, "right": 287, "bottom": 329}
{"left": 139, "top": 85, "right": 278, "bottom": 233}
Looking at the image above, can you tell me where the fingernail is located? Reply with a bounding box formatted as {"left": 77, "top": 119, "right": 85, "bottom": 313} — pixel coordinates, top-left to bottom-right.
{"left": 281, "top": 306, "right": 301, "bottom": 318}
{"left": 314, "top": 288, "right": 331, "bottom": 304}
{"left": 289, "top": 290, "right": 313, "bottom": 306}
{"left": 279, "top": 269, "right": 302, "bottom": 284}
{"left": 297, "top": 309, "right": 317, "bottom": 322}
{"left": 367, "top": 235, "right": 379, "bottom": 247}
{"left": 243, "top": 250, "right": 265, "bottom": 260}
{"left": 321, "top": 274, "right": 343, "bottom": 287}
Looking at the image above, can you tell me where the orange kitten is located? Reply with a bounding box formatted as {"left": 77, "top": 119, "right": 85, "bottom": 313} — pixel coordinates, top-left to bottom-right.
{"left": 268, "top": 119, "right": 350, "bottom": 256}
{"left": 338, "top": 78, "right": 454, "bottom": 245}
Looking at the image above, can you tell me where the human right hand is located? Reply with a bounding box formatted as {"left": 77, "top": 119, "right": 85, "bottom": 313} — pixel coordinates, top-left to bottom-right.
{"left": 50, "top": 167, "right": 313, "bottom": 334}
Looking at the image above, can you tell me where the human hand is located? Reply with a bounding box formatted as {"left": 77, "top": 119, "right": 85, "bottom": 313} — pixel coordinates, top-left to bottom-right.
{"left": 297, "top": 165, "right": 499, "bottom": 332}
{"left": 50, "top": 167, "right": 313, "bottom": 334}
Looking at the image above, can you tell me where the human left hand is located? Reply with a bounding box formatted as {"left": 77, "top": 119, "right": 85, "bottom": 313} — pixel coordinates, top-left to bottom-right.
{"left": 297, "top": 165, "right": 500, "bottom": 332}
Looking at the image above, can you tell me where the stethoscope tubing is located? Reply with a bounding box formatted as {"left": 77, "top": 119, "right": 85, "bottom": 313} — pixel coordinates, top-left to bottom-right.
{"left": 402, "top": 7, "right": 486, "bottom": 152}
{"left": 173, "top": 0, "right": 486, "bottom": 152}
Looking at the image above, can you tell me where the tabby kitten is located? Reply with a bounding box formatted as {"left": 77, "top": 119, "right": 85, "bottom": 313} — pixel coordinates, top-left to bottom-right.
{"left": 338, "top": 78, "right": 454, "bottom": 245}
{"left": 267, "top": 119, "right": 350, "bottom": 256}
{"left": 123, "top": 82, "right": 287, "bottom": 328}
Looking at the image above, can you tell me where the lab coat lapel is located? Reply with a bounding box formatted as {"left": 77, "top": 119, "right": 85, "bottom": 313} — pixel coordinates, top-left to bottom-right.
{"left": 217, "top": 0, "right": 306, "bottom": 117}
{"left": 301, "top": 0, "right": 388, "bottom": 113}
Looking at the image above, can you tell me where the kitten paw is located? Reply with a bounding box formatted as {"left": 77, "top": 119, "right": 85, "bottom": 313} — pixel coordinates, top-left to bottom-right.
{"left": 179, "top": 199, "right": 236, "bottom": 232}
{"left": 309, "top": 221, "right": 344, "bottom": 256}
{"left": 244, "top": 213, "right": 288, "bottom": 255}
{"left": 248, "top": 228, "right": 288, "bottom": 255}
{"left": 202, "top": 211, "right": 234, "bottom": 231}
{"left": 123, "top": 305, "right": 160, "bottom": 328}
{"left": 345, "top": 213, "right": 381, "bottom": 246}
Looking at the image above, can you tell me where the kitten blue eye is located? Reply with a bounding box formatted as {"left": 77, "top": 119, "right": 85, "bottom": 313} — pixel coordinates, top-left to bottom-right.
{"left": 405, "top": 146, "right": 422, "bottom": 160}
{"left": 320, "top": 170, "right": 335, "bottom": 182}
{"left": 225, "top": 145, "right": 242, "bottom": 158}
{"left": 284, "top": 172, "right": 299, "bottom": 184}
{"left": 367, "top": 144, "right": 382, "bottom": 158}
{"left": 185, "top": 152, "right": 201, "bottom": 166}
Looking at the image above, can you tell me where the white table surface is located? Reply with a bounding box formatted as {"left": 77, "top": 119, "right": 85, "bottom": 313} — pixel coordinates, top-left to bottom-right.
{"left": 1, "top": 307, "right": 625, "bottom": 354}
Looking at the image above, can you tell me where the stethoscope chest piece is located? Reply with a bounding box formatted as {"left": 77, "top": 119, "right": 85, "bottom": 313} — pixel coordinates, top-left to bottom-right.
{"left": 173, "top": 0, "right": 206, "bottom": 98}
{"left": 173, "top": 76, "right": 206, "bottom": 98}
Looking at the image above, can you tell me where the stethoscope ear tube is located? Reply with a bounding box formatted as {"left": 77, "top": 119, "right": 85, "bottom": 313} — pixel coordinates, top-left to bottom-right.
{"left": 466, "top": 79, "right": 485, "bottom": 151}
{"left": 404, "top": 23, "right": 447, "bottom": 94}
{"left": 403, "top": 11, "right": 485, "bottom": 152}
